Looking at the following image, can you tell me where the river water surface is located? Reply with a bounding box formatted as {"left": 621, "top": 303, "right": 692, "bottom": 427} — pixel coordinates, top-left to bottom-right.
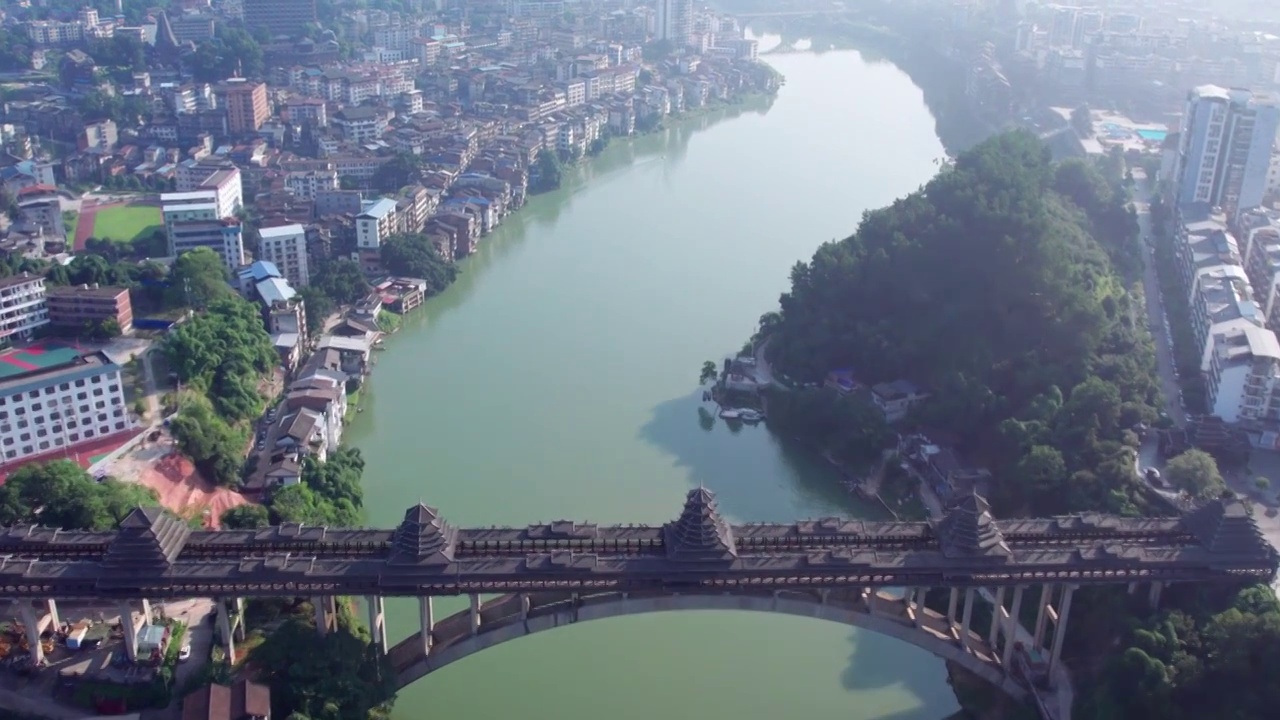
{"left": 346, "top": 47, "right": 954, "bottom": 720}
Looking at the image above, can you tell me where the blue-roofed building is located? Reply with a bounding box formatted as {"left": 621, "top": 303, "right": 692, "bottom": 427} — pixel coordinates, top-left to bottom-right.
{"left": 237, "top": 261, "right": 282, "bottom": 295}
{"left": 256, "top": 277, "right": 297, "bottom": 306}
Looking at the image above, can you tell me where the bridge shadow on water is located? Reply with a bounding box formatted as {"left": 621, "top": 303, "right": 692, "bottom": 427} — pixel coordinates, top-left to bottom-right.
{"left": 639, "top": 393, "right": 957, "bottom": 718}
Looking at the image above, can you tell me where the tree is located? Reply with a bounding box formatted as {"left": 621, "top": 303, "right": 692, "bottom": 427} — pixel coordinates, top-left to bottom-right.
{"left": 297, "top": 286, "right": 335, "bottom": 337}
{"left": 1071, "top": 104, "right": 1094, "bottom": 137}
{"left": 312, "top": 259, "right": 370, "bottom": 305}
{"left": 699, "top": 361, "right": 719, "bottom": 385}
{"left": 370, "top": 154, "right": 423, "bottom": 194}
{"left": 0, "top": 460, "right": 157, "bottom": 530}
{"left": 169, "top": 393, "right": 249, "bottom": 485}
{"left": 1164, "top": 449, "right": 1225, "bottom": 498}
{"left": 168, "top": 248, "right": 234, "bottom": 309}
{"left": 221, "top": 504, "right": 270, "bottom": 529}
{"left": 380, "top": 234, "right": 458, "bottom": 295}
{"left": 163, "top": 297, "right": 278, "bottom": 421}
{"left": 529, "top": 149, "right": 563, "bottom": 194}
{"left": 1254, "top": 477, "right": 1271, "bottom": 492}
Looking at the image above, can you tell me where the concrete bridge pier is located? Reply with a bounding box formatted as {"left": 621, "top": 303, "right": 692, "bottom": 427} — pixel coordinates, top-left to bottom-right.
{"left": 946, "top": 588, "right": 960, "bottom": 628}
{"left": 988, "top": 586, "right": 1006, "bottom": 647}
{"left": 366, "top": 596, "right": 387, "bottom": 652}
{"left": 519, "top": 594, "right": 531, "bottom": 622}
{"left": 1001, "top": 585, "right": 1026, "bottom": 667}
{"left": 312, "top": 596, "right": 337, "bottom": 636}
{"left": 418, "top": 597, "right": 434, "bottom": 655}
{"left": 216, "top": 599, "right": 236, "bottom": 661}
{"left": 1048, "top": 584, "right": 1077, "bottom": 677}
{"left": 233, "top": 598, "right": 245, "bottom": 642}
{"left": 44, "top": 599, "right": 60, "bottom": 630}
{"left": 1033, "top": 584, "right": 1055, "bottom": 647}
{"left": 1148, "top": 581, "right": 1164, "bottom": 609}
{"left": 468, "top": 594, "right": 481, "bottom": 636}
{"left": 908, "top": 587, "right": 924, "bottom": 628}
{"left": 18, "top": 602, "right": 44, "bottom": 664}
{"left": 117, "top": 599, "right": 151, "bottom": 663}
{"left": 959, "top": 589, "right": 975, "bottom": 650}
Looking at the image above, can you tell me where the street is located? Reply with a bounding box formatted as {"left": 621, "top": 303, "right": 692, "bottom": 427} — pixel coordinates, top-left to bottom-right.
{"left": 1132, "top": 169, "right": 1187, "bottom": 429}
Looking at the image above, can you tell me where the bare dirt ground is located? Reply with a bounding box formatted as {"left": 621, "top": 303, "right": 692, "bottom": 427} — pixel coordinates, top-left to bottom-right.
{"left": 110, "top": 440, "right": 247, "bottom": 528}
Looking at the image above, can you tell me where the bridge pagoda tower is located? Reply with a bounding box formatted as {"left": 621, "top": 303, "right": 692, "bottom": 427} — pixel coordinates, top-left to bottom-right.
{"left": 389, "top": 503, "right": 458, "bottom": 654}
{"left": 102, "top": 508, "right": 191, "bottom": 662}
{"left": 663, "top": 487, "right": 737, "bottom": 562}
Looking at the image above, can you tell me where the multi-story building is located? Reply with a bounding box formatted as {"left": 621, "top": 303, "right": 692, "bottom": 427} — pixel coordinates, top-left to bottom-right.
{"left": 258, "top": 224, "right": 310, "bottom": 288}
{"left": 162, "top": 172, "right": 242, "bottom": 223}
{"left": 286, "top": 170, "right": 338, "bottom": 201}
{"left": 243, "top": 0, "right": 317, "bottom": 38}
{"left": 355, "top": 198, "right": 397, "bottom": 273}
{"left": 164, "top": 200, "right": 245, "bottom": 272}
{"left": 1177, "top": 86, "right": 1280, "bottom": 217}
{"left": 45, "top": 284, "right": 133, "bottom": 335}
{"left": 0, "top": 349, "right": 131, "bottom": 466}
{"left": 656, "top": 0, "right": 693, "bottom": 47}
{"left": 1190, "top": 268, "right": 1266, "bottom": 372}
{"left": 218, "top": 79, "right": 270, "bottom": 136}
{"left": 0, "top": 274, "right": 48, "bottom": 341}
{"left": 331, "top": 106, "right": 394, "bottom": 143}
{"left": 1206, "top": 324, "right": 1280, "bottom": 423}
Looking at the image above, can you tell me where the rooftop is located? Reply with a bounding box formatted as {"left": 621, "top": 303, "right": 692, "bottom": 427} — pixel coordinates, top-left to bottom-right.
{"left": 258, "top": 223, "right": 306, "bottom": 239}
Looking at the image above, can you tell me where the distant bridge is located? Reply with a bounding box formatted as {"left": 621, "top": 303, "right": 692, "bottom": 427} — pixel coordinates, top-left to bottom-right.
{"left": 735, "top": 9, "right": 856, "bottom": 19}
{"left": 0, "top": 489, "right": 1272, "bottom": 696}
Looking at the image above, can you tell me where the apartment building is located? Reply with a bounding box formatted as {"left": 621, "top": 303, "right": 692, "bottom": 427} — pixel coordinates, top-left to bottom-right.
{"left": 45, "top": 285, "right": 133, "bottom": 335}
{"left": 0, "top": 274, "right": 49, "bottom": 341}
{"left": 163, "top": 168, "right": 242, "bottom": 220}
{"left": 218, "top": 79, "right": 270, "bottom": 136}
{"left": 332, "top": 106, "right": 394, "bottom": 143}
{"left": 1206, "top": 324, "right": 1280, "bottom": 423}
{"left": 286, "top": 170, "right": 338, "bottom": 201}
{"left": 164, "top": 200, "right": 245, "bottom": 272}
{"left": 258, "top": 224, "right": 310, "bottom": 288}
{"left": 244, "top": 0, "right": 317, "bottom": 38}
{"left": 1190, "top": 267, "right": 1265, "bottom": 371}
{"left": 1178, "top": 85, "right": 1280, "bottom": 217}
{"left": 0, "top": 349, "right": 131, "bottom": 465}
{"left": 355, "top": 198, "right": 397, "bottom": 274}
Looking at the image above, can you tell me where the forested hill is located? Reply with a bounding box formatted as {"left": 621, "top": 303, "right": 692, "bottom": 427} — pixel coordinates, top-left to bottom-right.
{"left": 764, "top": 131, "right": 1156, "bottom": 515}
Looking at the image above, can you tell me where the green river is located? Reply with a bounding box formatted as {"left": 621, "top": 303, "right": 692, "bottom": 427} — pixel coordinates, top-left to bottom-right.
{"left": 345, "top": 45, "right": 955, "bottom": 720}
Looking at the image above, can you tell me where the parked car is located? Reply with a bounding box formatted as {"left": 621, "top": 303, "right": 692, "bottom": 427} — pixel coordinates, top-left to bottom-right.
{"left": 178, "top": 644, "right": 191, "bottom": 662}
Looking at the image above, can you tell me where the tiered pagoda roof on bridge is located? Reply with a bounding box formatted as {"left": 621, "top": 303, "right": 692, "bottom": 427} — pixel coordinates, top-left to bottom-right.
{"left": 0, "top": 489, "right": 1272, "bottom": 599}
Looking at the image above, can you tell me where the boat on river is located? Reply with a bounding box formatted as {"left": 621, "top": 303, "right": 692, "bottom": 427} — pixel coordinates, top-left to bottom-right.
{"left": 719, "top": 409, "right": 741, "bottom": 420}
{"left": 739, "top": 409, "right": 763, "bottom": 423}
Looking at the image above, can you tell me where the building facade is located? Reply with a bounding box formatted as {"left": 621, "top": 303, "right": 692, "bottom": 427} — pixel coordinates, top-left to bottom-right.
{"left": 0, "top": 274, "right": 49, "bottom": 341}
{"left": 257, "top": 224, "right": 310, "bottom": 288}
{"left": 0, "top": 350, "right": 131, "bottom": 466}
{"left": 219, "top": 79, "right": 270, "bottom": 136}
{"left": 243, "top": 0, "right": 318, "bottom": 38}
{"left": 45, "top": 285, "right": 133, "bottom": 335}
{"left": 1178, "top": 86, "right": 1280, "bottom": 217}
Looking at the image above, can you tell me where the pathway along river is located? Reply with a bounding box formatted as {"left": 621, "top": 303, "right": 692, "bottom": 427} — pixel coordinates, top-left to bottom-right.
{"left": 346, "top": 45, "right": 954, "bottom": 719}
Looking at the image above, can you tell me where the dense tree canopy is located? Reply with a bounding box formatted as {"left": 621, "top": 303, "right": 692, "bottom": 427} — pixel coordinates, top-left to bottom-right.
{"left": 380, "top": 234, "right": 458, "bottom": 295}
{"left": 191, "top": 26, "right": 264, "bottom": 82}
{"left": 763, "top": 131, "right": 1157, "bottom": 515}
{"left": 311, "top": 259, "right": 370, "bottom": 305}
{"left": 169, "top": 392, "right": 247, "bottom": 486}
{"left": 0, "top": 461, "right": 157, "bottom": 530}
{"left": 163, "top": 296, "right": 278, "bottom": 421}
{"left": 268, "top": 448, "right": 365, "bottom": 527}
{"left": 168, "top": 248, "right": 235, "bottom": 310}
{"left": 1163, "top": 449, "right": 1226, "bottom": 498}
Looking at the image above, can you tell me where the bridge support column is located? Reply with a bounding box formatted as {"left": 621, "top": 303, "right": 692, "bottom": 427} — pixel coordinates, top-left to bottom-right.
{"left": 45, "top": 599, "right": 60, "bottom": 631}
{"left": 1002, "top": 585, "right": 1026, "bottom": 668}
{"left": 233, "top": 598, "right": 245, "bottom": 642}
{"left": 959, "top": 588, "right": 975, "bottom": 650}
{"left": 19, "top": 602, "right": 43, "bottom": 665}
{"left": 216, "top": 599, "right": 235, "bottom": 662}
{"left": 118, "top": 600, "right": 140, "bottom": 663}
{"left": 1033, "top": 584, "right": 1054, "bottom": 648}
{"left": 988, "top": 586, "right": 1006, "bottom": 647}
{"left": 312, "top": 596, "right": 336, "bottom": 636}
{"left": 366, "top": 596, "right": 387, "bottom": 653}
{"left": 1148, "top": 581, "right": 1164, "bottom": 609}
{"left": 910, "top": 587, "right": 924, "bottom": 628}
{"left": 418, "top": 597, "right": 434, "bottom": 656}
{"left": 469, "top": 594, "right": 481, "bottom": 636}
{"left": 1049, "top": 584, "right": 1076, "bottom": 677}
{"left": 519, "top": 594, "right": 531, "bottom": 621}
{"left": 946, "top": 588, "right": 959, "bottom": 625}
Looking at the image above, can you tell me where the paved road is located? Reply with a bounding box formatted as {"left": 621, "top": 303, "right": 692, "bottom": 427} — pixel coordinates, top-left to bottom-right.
{"left": 1132, "top": 170, "right": 1187, "bottom": 429}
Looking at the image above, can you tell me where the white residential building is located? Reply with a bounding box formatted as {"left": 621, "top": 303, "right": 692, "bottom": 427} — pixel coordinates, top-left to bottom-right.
{"left": 258, "top": 224, "right": 310, "bottom": 288}
{"left": 1206, "top": 324, "right": 1280, "bottom": 423}
{"left": 0, "top": 274, "right": 48, "bottom": 341}
{"left": 163, "top": 168, "right": 242, "bottom": 221}
{"left": 1177, "top": 85, "right": 1280, "bottom": 216}
{"left": 0, "top": 350, "right": 130, "bottom": 465}
{"left": 356, "top": 198, "right": 398, "bottom": 251}
{"left": 163, "top": 201, "right": 245, "bottom": 272}
{"left": 286, "top": 170, "right": 339, "bottom": 201}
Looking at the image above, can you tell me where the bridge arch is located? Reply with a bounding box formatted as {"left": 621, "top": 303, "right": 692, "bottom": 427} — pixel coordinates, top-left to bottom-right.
{"left": 390, "top": 589, "right": 1029, "bottom": 699}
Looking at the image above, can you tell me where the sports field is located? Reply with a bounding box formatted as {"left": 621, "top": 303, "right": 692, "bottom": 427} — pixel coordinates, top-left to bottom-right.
{"left": 0, "top": 342, "right": 83, "bottom": 379}
{"left": 90, "top": 204, "right": 162, "bottom": 243}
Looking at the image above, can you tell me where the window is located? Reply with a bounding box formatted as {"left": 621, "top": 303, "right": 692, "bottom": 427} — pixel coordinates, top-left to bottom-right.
{"left": 3, "top": 451, "right": 12, "bottom": 459}
{"left": 84, "top": 429, "right": 94, "bottom": 438}
{"left": 42, "top": 387, "right": 53, "bottom": 396}
{"left": 76, "top": 392, "right": 87, "bottom": 400}
{"left": 113, "top": 409, "right": 123, "bottom": 417}
{"left": 92, "top": 388, "right": 103, "bottom": 397}
{"left": 21, "top": 445, "right": 32, "bottom": 454}
{"left": 14, "top": 407, "right": 24, "bottom": 416}
{"left": 19, "top": 433, "right": 30, "bottom": 441}
{"left": 38, "top": 441, "right": 48, "bottom": 450}
{"left": 90, "top": 376, "right": 101, "bottom": 384}
{"left": 79, "top": 405, "right": 89, "bottom": 413}
{"left": 36, "top": 429, "right": 46, "bottom": 438}
{"left": 68, "top": 433, "right": 79, "bottom": 442}
{"left": 114, "top": 422, "right": 126, "bottom": 430}
{"left": 74, "top": 379, "right": 85, "bottom": 387}
{"left": 96, "top": 413, "right": 107, "bottom": 422}
{"left": 95, "top": 401, "right": 105, "bottom": 409}
{"left": 109, "top": 384, "right": 119, "bottom": 393}
{"left": 31, "top": 402, "right": 40, "bottom": 410}
{"left": 16, "top": 420, "right": 26, "bottom": 429}
{"left": 58, "top": 382, "right": 69, "bottom": 391}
